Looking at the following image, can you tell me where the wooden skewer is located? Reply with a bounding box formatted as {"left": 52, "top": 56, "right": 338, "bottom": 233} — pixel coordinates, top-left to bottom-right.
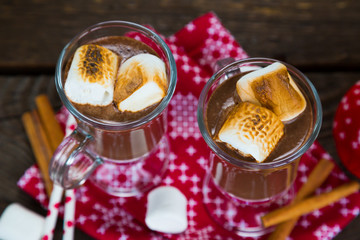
{"left": 262, "top": 180, "right": 360, "bottom": 228}
{"left": 267, "top": 158, "right": 335, "bottom": 240}
{"left": 22, "top": 110, "right": 53, "bottom": 196}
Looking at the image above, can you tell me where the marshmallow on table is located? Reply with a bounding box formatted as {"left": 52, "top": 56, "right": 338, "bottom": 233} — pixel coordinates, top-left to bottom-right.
{"left": 217, "top": 102, "right": 284, "bottom": 163}
{"left": 145, "top": 186, "right": 188, "bottom": 234}
{"left": 0, "top": 203, "right": 45, "bottom": 240}
{"left": 236, "top": 62, "right": 306, "bottom": 121}
{"left": 114, "top": 53, "right": 168, "bottom": 112}
{"left": 64, "top": 44, "right": 119, "bottom": 106}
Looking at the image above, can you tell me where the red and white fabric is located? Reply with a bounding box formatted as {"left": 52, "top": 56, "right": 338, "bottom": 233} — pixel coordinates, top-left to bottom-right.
{"left": 18, "top": 12, "right": 360, "bottom": 240}
{"left": 333, "top": 81, "right": 360, "bottom": 180}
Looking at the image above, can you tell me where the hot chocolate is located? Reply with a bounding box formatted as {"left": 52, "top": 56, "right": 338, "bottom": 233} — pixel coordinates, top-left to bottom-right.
{"left": 62, "top": 36, "right": 169, "bottom": 161}
{"left": 50, "top": 21, "right": 177, "bottom": 195}
{"left": 206, "top": 74, "right": 313, "bottom": 164}
{"left": 205, "top": 66, "right": 314, "bottom": 200}
{"left": 64, "top": 36, "right": 167, "bottom": 122}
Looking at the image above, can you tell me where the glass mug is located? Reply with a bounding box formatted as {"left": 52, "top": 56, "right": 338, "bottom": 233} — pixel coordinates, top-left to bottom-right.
{"left": 197, "top": 58, "right": 322, "bottom": 236}
{"left": 49, "top": 21, "right": 177, "bottom": 197}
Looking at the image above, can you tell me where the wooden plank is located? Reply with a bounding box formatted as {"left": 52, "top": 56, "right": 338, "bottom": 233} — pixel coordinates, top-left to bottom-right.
{"left": 0, "top": 0, "right": 359, "bottom": 71}
{"left": 0, "top": 75, "right": 61, "bottom": 118}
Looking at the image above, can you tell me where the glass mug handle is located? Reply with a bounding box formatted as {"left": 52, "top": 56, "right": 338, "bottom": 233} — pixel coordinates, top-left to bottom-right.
{"left": 49, "top": 128, "right": 103, "bottom": 189}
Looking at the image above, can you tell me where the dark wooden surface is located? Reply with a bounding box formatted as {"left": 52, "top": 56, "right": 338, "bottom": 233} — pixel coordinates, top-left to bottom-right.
{"left": 1, "top": 1, "right": 359, "bottom": 239}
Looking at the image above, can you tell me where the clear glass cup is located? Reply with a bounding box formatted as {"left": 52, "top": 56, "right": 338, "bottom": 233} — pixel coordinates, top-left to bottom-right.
{"left": 197, "top": 58, "right": 322, "bottom": 236}
{"left": 49, "top": 21, "right": 177, "bottom": 197}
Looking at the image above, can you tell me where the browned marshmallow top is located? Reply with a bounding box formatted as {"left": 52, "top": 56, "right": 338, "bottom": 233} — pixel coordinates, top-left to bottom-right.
{"left": 77, "top": 44, "right": 120, "bottom": 85}
{"left": 236, "top": 62, "right": 306, "bottom": 121}
{"left": 64, "top": 44, "right": 119, "bottom": 106}
{"left": 217, "top": 102, "right": 284, "bottom": 162}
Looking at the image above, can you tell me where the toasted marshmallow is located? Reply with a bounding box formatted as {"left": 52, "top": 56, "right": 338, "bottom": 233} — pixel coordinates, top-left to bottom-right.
{"left": 114, "top": 53, "right": 167, "bottom": 112}
{"left": 217, "top": 102, "right": 284, "bottom": 163}
{"left": 236, "top": 62, "right": 306, "bottom": 121}
{"left": 64, "top": 44, "right": 119, "bottom": 106}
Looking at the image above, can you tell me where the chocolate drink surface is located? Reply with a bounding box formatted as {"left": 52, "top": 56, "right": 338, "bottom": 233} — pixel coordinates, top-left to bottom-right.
{"left": 65, "top": 36, "right": 161, "bottom": 122}
{"left": 205, "top": 72, "right": 314, "bottom": 200}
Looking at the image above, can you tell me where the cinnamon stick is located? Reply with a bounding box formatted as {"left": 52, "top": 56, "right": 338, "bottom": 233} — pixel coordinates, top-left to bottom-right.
{"left": 267, "top": 158, "right": 335, "bottom": 240}
{"left": 262, "top": 180, "right": 360, "bottom": 228}
{"left": 35, "top": 94, "right": 64, "bottom": 152}
{"left": 22, "top": 110, "right": 53, "bottom": 196}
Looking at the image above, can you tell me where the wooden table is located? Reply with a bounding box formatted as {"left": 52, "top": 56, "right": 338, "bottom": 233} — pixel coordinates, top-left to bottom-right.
{"left": 1, "top": 1, "right": 359, "bottom": 239}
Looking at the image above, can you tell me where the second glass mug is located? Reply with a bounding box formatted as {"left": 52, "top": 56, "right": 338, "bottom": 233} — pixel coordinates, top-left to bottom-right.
{"left": 197, "top": 58, "right": 322, "bottom": 236}
{"left": 49, "top": 21, "right": 177, "bottom": 197}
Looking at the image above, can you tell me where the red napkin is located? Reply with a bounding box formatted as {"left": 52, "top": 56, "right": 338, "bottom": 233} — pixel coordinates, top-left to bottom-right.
{"left": 18, "top": 12, "right": 360, "bottom": 240}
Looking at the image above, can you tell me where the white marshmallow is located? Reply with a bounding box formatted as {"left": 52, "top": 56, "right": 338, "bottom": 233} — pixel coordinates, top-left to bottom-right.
{"left": 145, "top": 186, "right": 188, "bottom": 234}
{"left": 0, "top": 203, "right": 45, "bottom": 240}
{"left": 114, "top": 53, "right": 167, "bottom": 112}
{"left": 64, "top": 44, "right": 119, "bottom": 106}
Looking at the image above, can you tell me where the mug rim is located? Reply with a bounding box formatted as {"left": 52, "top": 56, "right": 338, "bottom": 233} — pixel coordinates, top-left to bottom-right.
{"left": 197, "top": 57, "right": 323, "bottom": 170}
{"left": 55, "top": 20, "right": 177, "bottom": 131}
